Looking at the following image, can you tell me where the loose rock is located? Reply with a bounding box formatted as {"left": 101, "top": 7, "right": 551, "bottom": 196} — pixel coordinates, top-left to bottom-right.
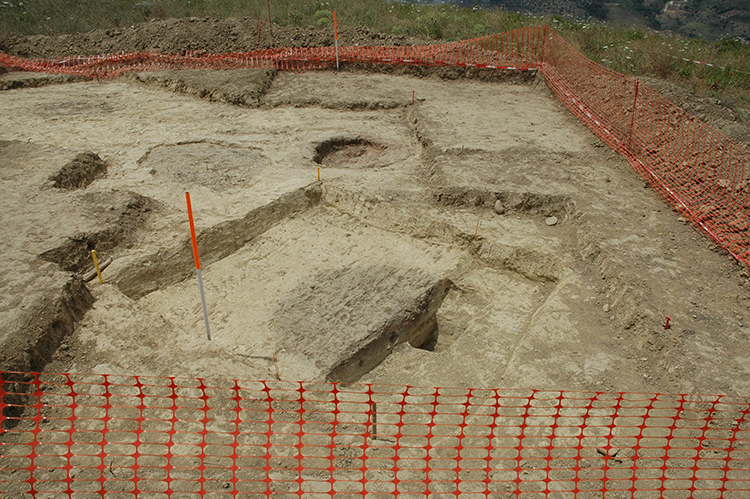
{"left": 494, "top": 200, "right": 505, "bottom": 215}
{"left": 545, "top": 216, "right": 558, "bottom": 226}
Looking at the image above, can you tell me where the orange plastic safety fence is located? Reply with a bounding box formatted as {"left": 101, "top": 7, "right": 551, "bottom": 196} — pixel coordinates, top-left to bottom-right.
{"left": 0, "top": 27, "right": 543, "bottom": 78}
{"left": 2, "top": 372, "right": 750, "bottom": 498}
{"left": 540, "top": 30, "right": 750, "bottom": 263}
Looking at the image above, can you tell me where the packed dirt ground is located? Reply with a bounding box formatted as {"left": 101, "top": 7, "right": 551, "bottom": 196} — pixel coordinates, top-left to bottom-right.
{"left": 2, "top": 22, "right": 750, "bottom": 398}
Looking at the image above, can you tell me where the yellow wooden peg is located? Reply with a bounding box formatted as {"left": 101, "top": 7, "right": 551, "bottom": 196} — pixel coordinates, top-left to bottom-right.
{"left": 91, "top": 250, "right": 103, "bottom": 284}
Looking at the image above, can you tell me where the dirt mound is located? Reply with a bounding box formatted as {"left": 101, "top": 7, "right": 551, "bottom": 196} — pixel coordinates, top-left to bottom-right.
{"left": 273, "top": 265, "right": 451, "bottom": 383}
{"left": 127, "top": 68, "right": 275, "bottom": 107}
{"left": 49, "top": 151, "right": 106, "bottom": 190}
{"left": 0, "top": 18, "right": 421, "bottom": 59}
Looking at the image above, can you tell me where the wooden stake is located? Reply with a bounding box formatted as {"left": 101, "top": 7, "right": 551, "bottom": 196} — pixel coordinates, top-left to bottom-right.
{"left": 83, "top": 257, "right": 113, "bottom": 283}
{"left": 90, "top": 250, "right": 103, "bottom": 284}
{"left": 273, "top": 350, "right": 281, "bottom": 380}
{"left": 334, "top": 11, "right": 339, "bottom": 71}
{"left": 267, "top": 0, "right": 273, "bottom": 42}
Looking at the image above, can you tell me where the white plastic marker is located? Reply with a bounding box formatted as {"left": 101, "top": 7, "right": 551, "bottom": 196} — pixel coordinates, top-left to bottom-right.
{"left": 334, "top": 11, "right": 339, "bottom": 71}
{"left": 186, "top": 192, "right": 212, "bottom": 341}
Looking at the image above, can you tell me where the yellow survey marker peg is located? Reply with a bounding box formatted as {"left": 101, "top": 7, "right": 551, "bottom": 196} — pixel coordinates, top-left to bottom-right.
{"left": 91, "top": 250, "right": 103, "bottom": 284}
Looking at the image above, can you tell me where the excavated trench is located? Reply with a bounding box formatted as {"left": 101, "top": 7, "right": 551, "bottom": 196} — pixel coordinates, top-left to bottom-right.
{"left": 312, "top": 136, "right": 387, "bottom": 168}
{"left": 118, "top": 180, "right": 570, "bottom": 382}
{"left": 1, "top": 59, "right": 749, "bottom": 423}
{"left": 0, "top": 70, "right": 581, "bottom": 387}
{"left": 6, "top": 57, "right": 750, "bottom": 499}
{"left": 114, "top": 183, "right": 468, "bottom": 382}
{"left": 2, "top": 113, "right": 576, "bottom": 384}
{"left": 306, "top": 134, "right": 408, "bottom": 170}
{"left": 8, "top": 174, "right": 572, "bottom": 384}
{"left": 39, "top": 192, "right": 157, "bottom": 274}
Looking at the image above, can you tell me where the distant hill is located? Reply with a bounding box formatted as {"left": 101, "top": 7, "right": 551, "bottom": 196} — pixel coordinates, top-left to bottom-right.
{"left": 657, "top": 0, "right": 750, "bottom": 41}
{"left": 455, "top": 0, "right": 750, "bottom": 40}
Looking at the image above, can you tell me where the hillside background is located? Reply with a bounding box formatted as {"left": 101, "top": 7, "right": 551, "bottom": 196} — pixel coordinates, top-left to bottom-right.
{"left": 460, "top": 0, "right": 749, "bottom": 41}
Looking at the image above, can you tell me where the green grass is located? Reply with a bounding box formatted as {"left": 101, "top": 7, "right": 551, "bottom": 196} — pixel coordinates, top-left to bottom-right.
{"left": 1, "top": 0, "right": 749, "bottom": 114}
{"left": 556, "top": 19, "right": 750, "bottom": 111}
{"left": 0, "top": 0, "right": 535, "bottom": 38}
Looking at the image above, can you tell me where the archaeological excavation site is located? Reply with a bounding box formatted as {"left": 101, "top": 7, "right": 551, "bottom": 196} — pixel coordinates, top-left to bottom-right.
{"left": 2, "top": 21, "right": 750, "bottom": 498}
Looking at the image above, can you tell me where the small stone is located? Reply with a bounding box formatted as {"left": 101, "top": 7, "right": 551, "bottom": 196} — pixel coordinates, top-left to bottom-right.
{"left": 545, "top": 216, "right": 558, "bottom": 226}
{"left": 608, "top": 448, "right": 620, "bottom": 457}
{"left": 506, "top": 193, "right": 524, "bottom": 209}
{"left": 602, "top": 303, "right": 610, "bottom": 313}
{"left": 596, "top": 447, "right": 607, "bottom": 456}
{"left": 494, "top": 200, "right": 506, "bottom": 215}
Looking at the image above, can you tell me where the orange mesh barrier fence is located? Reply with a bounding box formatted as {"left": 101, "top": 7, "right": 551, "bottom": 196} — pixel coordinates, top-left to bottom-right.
{"left": 540, "top": 30, "right": 750, "bottom": 263}
{"left": 2, "top": 372, "right": 750, "bottom": 498}
{"left": 0, "top": 27, "right": 543, "bottom": 78}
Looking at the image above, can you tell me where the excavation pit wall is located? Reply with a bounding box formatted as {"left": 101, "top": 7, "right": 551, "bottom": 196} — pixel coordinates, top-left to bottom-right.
{"left": 110, "top": 182, "right": 568, "bottom": 384}
{"left": 4, "top": 25, "right": 750, "bottom": 498}
{"left": 1, "top": 61, "right": 749, "bottom": 398}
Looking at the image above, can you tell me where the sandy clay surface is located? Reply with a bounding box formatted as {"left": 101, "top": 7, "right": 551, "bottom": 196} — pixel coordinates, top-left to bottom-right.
{"left": 1, "top": 66, "right": 750, "bottom": 396}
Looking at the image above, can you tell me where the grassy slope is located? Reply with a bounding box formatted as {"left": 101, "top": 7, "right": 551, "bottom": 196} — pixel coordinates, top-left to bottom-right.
{"left": 1, "top": 0, "right": 749, "bottom": 115}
